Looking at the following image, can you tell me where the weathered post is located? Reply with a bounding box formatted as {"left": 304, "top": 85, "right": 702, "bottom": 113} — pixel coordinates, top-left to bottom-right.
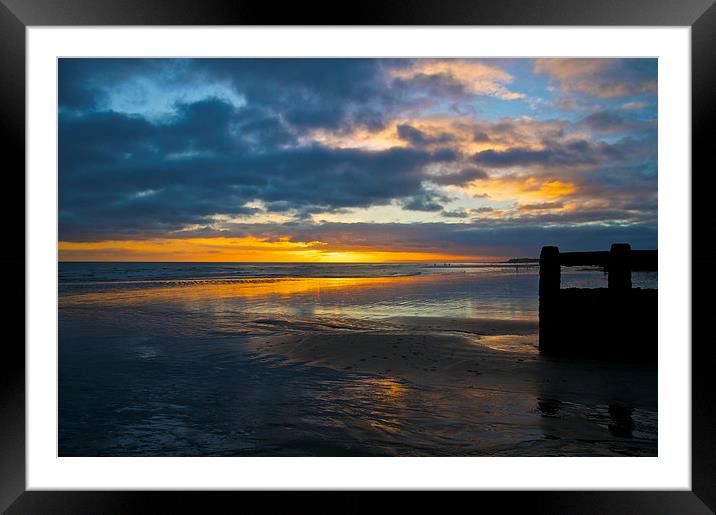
{"left": 539, "top": 246, "right": 560, "bottom": 353}
{"left": 608, "top": 243, "right": 632, "bottom": 290}
{"left": 539, "top": 246, "right": 560, "bottom": 296}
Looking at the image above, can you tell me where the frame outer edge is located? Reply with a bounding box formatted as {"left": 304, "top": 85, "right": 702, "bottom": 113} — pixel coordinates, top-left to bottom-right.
{"left": 0, "top": 1, "right": 27, "bottom": 513}
{"left": 3, "top": 0, "right": 714, "bottom": 511}
{"left": 1, "top": 0, "right": 715, "bottom": 26}
{"left": 692, "top": 1, "right": 716, "bottom": 513}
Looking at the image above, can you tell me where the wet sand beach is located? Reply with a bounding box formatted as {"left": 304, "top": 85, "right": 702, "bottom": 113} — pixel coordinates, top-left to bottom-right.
{"left": 59, "top": 263, "right": 657, "bottom": 456}
{"left": 247, "top": 317, "right": 656, "bottom": 411}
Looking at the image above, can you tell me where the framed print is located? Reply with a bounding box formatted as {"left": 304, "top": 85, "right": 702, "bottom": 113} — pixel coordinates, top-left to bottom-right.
{"left": 2, "top": 0, "right": 714, "bottom": 512}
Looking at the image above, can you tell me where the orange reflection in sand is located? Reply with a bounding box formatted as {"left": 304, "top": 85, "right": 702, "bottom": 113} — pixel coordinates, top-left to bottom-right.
{"left": 371, "top": 378, "right": 409, "bottom": 399}
{"left": 60, "top": 275, "right": 441, "bottom": 307}
{"left": 359, "top": 378, "right": 408, "bottom": 433}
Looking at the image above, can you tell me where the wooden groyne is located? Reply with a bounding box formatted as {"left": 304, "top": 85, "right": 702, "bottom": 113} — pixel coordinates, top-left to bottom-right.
{"left": 538, "top": 243, "right": 657, "bottom": 362}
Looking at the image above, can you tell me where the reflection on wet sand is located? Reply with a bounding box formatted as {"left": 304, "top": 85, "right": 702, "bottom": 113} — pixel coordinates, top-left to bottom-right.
{"left": 607, "top": 404, "right": 636, "bottom": 438}
{"left": 537, "top": 398, "right": 563, "bottom": 417}
{"left": 248, "top": 321, "right": 656, "bottom": 456}
{"left": 534, "top": 356, "right": 656, "bottom": 454}
{"left": 60, "top": 275, "right": 425, "bottom": 306}
{"left": 59, "top": 266, "right": 656, "bottom": 456}
{"left": 356, "top": 378, "right": 408, "bottom": 434}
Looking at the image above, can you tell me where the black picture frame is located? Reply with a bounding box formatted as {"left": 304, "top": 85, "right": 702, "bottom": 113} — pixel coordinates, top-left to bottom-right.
{"left": 1, "top": 1, "right": 713, "bottom": 512}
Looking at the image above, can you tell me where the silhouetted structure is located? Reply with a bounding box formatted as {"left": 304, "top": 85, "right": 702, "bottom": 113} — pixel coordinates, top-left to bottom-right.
{"left": 538, "top": 243, "right": 657, "bottom": 362}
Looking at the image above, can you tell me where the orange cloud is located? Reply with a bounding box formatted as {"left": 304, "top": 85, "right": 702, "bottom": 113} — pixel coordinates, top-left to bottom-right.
{"left": 534, "top": 58, "right": 608, "bottom": 81}
{"left": 459, "top": 175, "right": 577, "bottom": 204}
{"left": 534, "top": 58, "right": 657, "bottom": 98}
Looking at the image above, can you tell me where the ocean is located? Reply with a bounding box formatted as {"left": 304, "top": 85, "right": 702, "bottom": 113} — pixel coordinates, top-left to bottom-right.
{"left": 58, "top": 262, "right": 657, "bottom": 456}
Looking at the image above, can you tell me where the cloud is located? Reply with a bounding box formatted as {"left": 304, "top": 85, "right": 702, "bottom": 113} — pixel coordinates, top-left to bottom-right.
{"left": 577, "top": 110, "right": 656, "bottom": 135}
{"left": 388, "top": 59, "right": 525, "bottom": 100}
{"left": 58, "top": 58, "right": 658, "bottom": 257}
{"left": 460, "top": 174, "right": 578, "bottom": 205}
{"left": 59, "top": 96, "right": 454, "bottom": 240}
{"left": 401, "top": 190, "right": 452, "bottom": 212}
{"left": 441, "top": 209, "right": 470, "bottom": 218}
{"left": 621, "top": 101, "right": 650, "bottom": 110}
{"left": 430, "top": 167, "right": 489, "bottom": 186}
{"left": 181, "top": 221, "right": 658, "bottom": 258}
{"left": 534, "top": 58, "right": 657, "bottom": 99}
{"left": 396, "top": 124, "right": 455, "bottom": 146}
{"left": 518, "top": 201, "right": 564, "bottom": 211}
{"left": 472, "top": 138, "right": 639, "bottom": 169}
{"left": 309, "top": 116, "right": 567, "bottom": 156}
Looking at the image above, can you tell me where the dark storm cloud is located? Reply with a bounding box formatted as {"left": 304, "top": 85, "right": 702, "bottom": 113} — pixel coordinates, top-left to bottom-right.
{"left": 401, "top": 190, "right": 453, "bottom": 212}
{"left": 192, "top": 58, "right": 396, "bottom": 130}
{"left": 518, "top": 201, "right": 564, "bottom": 211}
{"left": 390, "top": 73, "right": 471, "bottom": 101}
{"left": 59, "top": 59, "right": 146, "bottom": 111}
{"left": 396, "top": 124, "right": 455, "bottom": 146}
{"left": 60, "top": 58, "right": 396, "bottom": 131}
{"left": 472, "top": 137, "right": 651, "bottom": 168}
{"left": 441, "top": 209, "right": 470, "bottom": 218}
{"left": 430, "top": 148, "right": 461, "bottom": 162}
{"left": 59, "top": 93, "right": 446, "bottom": 240}
{"left": 577, "top": 110, "right": 656, "bottom": 135}
{"left": 430, "top": 168, "right": 489, "bottom": 186}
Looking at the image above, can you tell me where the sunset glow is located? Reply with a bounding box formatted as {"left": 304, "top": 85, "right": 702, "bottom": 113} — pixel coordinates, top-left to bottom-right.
{"left": 58, "top": 237, "right": 488, "bottom": 262}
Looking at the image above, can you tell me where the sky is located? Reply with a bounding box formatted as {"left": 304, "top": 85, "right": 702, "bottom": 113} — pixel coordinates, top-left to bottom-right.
{"left": 58, "top": 58, "right": 657, "bottom": 262}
